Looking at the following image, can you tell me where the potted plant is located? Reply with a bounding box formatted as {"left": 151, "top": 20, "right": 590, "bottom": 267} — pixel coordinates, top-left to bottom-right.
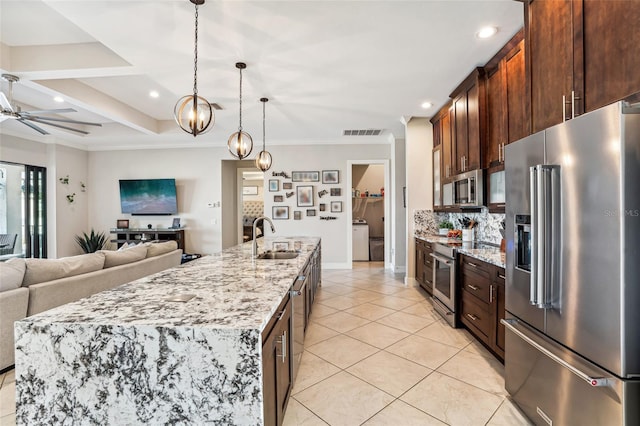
{"left": 75, "top": 229, "right": 109, "bottom": 253}
{"left": 438, "top": 220, "right": 453, "bottom": 236}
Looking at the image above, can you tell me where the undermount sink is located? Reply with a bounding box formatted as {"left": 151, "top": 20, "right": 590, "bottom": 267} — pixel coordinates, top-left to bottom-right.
{"left": 256, "top": 251, "right": 299, "bottom": 260}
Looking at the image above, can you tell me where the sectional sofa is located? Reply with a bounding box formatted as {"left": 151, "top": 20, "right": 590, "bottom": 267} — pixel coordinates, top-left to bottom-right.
{"left": 0, "top": 241, "right": 182, "bottom": 371}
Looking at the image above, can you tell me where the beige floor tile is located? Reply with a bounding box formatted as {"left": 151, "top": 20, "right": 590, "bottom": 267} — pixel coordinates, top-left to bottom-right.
{"left": 437, "top": 347, "right": 507, "bottom": 396}
{"left": 313, "top": 290, "right": 338, "bottom": 302}
{"left": 344, "top": 303, "right": 396, "bottom": 321}
{"left": 346, "top": 289, "right": 385, "bottom": 303}
{"left": 306, "top": 334, "right": 379, "bottom": 369}
{"left": 313, "top": 311, "right": 371, "bottom": 333}
{"left": 386, "top": 335, "right": 460, "bottom": 370}
{"left": 291, "top": 351, "right": 341, "bottom": 395}
{"left": 376, "top": 311, "right": 435, "bottom": 333}
{"left": 365, "top": 285, "right": 405, "bottom": 295}
{"left": 401, "top": 302, "right": 441, "bottom": 320}
{"left": 320, "top": 285, "right": 355, "bottom": 296}
{"left": 2, "top": 372, "right": 13, "bottom": 385}
{"left": 304, "top": 323, "right": 340, "bottom": 346}
{"left": 295, "top": 371, "right": 394, "bottom": 426}
{"left": 363, "top": 400, "right": 446, "bottom": 425}
{"left": 0, "top": 374, "right": 4, "bottom": 389}
{"left": 415, "top": 319, "right": 473, "bottom": 349}
{"left": 0, "top": 413, "right": 16, "bottom": 426}
{"left": 0, "top": 381, "right": 15, "bottom": 418}
{"left": 392, "top": 288, "right": 431, "bottom": 302}
{"left": 309, "top": 303, "right": 339, "bottom": 319}
{"left": 464, "top": 339, "right": 500, "bottom": 360}
{"left": 346, "top": 322, "right": 410, "bottom": 349}
{"left": 401, "top": 372, "right": 503, "bottom": 426}
{"left": 282, "top": 398, "right": 329, "bottom": 426}
{"left": 316, "top": 295, "right": 363, "bottom": 310}
{"left": 347, "top": 351, "right": 432, "bottom": 397}
{"left": 487, "top": 399, "right": 533, "bottom": 426}
{"left": 369, "top": 296, "right": 418, "bottom": 311}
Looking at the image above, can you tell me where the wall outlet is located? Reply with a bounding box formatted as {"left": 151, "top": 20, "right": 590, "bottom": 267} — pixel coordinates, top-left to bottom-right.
{"left": 207, "top": 202, "right": 214, "bottom": 208}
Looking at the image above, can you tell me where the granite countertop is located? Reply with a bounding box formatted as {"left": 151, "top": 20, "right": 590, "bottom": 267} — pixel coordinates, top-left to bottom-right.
{"left": 415, "top": 233, "right": 505, "bottom": 269}
{"left": 19, "top": 236, "right": 320, "bottom": 333}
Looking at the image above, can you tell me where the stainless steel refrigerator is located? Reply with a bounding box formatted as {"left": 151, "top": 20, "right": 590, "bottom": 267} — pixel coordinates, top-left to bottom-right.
{"left": 504, "top": 100, "right": 640, "bottom": 425}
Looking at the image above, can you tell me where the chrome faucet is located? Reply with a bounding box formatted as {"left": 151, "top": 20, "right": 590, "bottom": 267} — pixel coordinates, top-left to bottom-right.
{"left": 252, "top": 216, "right": 276, "bottom": 258}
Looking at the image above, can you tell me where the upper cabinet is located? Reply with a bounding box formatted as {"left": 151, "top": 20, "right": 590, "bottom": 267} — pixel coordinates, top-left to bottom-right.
{"left": 450, "top": 68, "right": 485, "bottom": 174}
{"left": 526, "top": 0, "right": 640, "bottom": 133}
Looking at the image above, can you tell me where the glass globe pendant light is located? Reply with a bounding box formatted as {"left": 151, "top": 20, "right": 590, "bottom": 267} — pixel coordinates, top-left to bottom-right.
{"left": 227, "top": 62, "right": 253, "bottom": 159}
{"left": 255, "top": 97, "right": 273, "bottom": 172}
{"left": 174, "top": 0, "right": 214, "bottom": 136}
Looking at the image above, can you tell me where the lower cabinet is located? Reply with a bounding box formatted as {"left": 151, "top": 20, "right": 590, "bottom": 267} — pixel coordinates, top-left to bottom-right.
{"left": 459, "top": 254, "right": 505, "bottom": 360}
{"left": 262, "top": 295, "right": 293, "bottom": 426}
{"left": 415, "top": 240, "right": 434, "bottom": 295}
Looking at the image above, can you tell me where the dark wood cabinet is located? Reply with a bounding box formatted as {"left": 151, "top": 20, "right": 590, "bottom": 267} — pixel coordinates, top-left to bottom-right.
{"left": 109, "top": 228, "right": 185, "bottom": 251}
{"left": 450, "top": 68, "right": 485, "bottom": 174}
{"left": 459, "top": 254, "right": 505, "bottom": 361}
{"left": 525, "top": 0, "right": 640, "bottom": 134}
{"left": 262, "top": 294, "right": 293, "bottom": 426}
{"left": 414, "top": 239, "right": 434, "bottom": 295}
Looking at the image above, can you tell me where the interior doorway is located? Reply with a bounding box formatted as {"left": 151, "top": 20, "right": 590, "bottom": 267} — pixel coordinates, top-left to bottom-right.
{"left": 347, "top": 160, "right": 390, "bottom": 268}
{"left": 237, "top": 168, "right": 265, "bottom": 245}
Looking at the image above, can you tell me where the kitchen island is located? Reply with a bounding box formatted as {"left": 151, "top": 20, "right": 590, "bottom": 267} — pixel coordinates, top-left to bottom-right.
{"left": 14, "top": 237, "right": 320, "bottom": 425}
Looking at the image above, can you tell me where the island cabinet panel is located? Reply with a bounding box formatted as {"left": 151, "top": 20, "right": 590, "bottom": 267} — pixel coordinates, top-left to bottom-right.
{"left": 414, "top": 240, "right": 434, "bottom": 295}
{"left": 459, "top": 254, "right": 506, "bottom": 361}
{"left": 262, "top": 294, "right": 292, "bottom": 426}
{"left": 525, "top": 0, "right": 640, "bottom": 134}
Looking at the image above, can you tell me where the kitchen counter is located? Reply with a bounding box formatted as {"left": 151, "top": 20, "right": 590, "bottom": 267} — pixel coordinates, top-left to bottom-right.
{"left": 415, "top": 234, "right": 505, "bottom": 269}
{"left": 14, "top": 237, "right": 320, "bottom": 425}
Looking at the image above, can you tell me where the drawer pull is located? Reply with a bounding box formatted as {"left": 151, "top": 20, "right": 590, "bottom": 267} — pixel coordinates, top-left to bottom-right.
{"left": 467, "top": 284, "right": 479, "bottom": 291}
{"left": 490, "top": 284, "right": 494, "bottom": 303}
{"left": 498, "top": 274, "right": 506, "bottom": 280}
{"left": 467, "top": 262, "right": 478, "bottom": 268}
{"left": 466, "top": 313, "right": 479, "bottom": 321}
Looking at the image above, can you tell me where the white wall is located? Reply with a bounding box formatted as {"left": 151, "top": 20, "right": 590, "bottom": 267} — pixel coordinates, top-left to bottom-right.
{"left": 404, "top": 118, "right": 433, "bottom": 280}
{"left": 391, "top": 137, "right": 406, "bottom": 273}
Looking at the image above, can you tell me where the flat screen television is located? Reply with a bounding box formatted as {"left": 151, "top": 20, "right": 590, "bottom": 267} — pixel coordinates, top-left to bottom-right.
{"left": 119, "top": 178, "right": 178, "bottom": 215}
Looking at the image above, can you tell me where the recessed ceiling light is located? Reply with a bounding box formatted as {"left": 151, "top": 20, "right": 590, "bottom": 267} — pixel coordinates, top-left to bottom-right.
{"left": 149, "top": 90, "right": 159, "bottom": 98}
{"left": 53, "top": 96, "right": 64, "bottom": 103}
{"left": 477, "top": 26, "right": 498, "bottom": 39}
{"left": 421, "top": 102, "right": 433, "bottom": 109}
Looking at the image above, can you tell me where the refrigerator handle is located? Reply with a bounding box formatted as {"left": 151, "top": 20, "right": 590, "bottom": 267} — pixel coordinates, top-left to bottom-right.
{"left": 501, "top": 319, "right": 611, "bottom": 387}
{"left": 539, "top": 165, "right": 561, "bottom": 309}
{"left": 529, "top": 166, "right": 539, "bottom": 306}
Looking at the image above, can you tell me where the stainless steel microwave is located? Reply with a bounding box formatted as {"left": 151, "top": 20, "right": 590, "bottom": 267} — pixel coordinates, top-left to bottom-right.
{"left": 452, "top": 169, "right": 484, "bottom": 207}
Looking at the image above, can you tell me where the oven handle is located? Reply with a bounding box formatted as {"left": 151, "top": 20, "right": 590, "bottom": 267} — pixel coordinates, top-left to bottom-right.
{"left": 429, "top": 253, "right": 453, "bottom": 265}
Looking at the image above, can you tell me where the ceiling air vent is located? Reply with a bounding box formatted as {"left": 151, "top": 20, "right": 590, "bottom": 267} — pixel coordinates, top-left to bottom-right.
{"left": 210, "top": 102, "right": 224, "bottom": 110}
{"left": 343, "top": 129, "right": 383, "bottom": 136}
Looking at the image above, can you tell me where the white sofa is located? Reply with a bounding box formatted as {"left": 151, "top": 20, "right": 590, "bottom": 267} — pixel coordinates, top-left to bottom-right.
{"left": 0, "top": 241, "right": 182, "bottom": 371}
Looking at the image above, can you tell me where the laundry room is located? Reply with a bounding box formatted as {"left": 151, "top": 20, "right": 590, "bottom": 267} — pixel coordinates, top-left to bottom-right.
{"left": 351, "top": 164, "right": 384, "bottom": 262}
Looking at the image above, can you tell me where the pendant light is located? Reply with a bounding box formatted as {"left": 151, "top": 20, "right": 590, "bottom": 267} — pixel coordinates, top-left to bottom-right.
{"left": 174, "top": 0, "right": 214, "bottom": 136}
{"left": 255, "top": 97, "right": 273, "bottom": 172}
{"left": 227, "top": 62, "right": 253, "bottom": 159}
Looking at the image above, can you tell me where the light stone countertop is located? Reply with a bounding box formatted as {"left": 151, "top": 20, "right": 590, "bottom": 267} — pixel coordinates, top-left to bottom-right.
{"left": 415, "top": 233, "right": 505, "bottom": 269}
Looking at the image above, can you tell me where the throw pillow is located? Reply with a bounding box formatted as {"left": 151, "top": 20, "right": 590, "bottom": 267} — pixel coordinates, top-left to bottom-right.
{"left": 146, "top": 240, "right": 178, "bottom": 258}
{"left": 117, "top": 242, "right": 130, "bottom": 251}
{"left": 100, "top": 244, "right": 148, "bottom": 268}
{"left": 0, "top": 258, "right": 26, "bottom": 291}
{"left": 22, "top": 252, "right": 106, "bottom": 287}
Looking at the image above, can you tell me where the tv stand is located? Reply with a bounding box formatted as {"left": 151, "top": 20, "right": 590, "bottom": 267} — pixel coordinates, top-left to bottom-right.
{"left": 110, "top": 228, "right": 185, "bottom": 251}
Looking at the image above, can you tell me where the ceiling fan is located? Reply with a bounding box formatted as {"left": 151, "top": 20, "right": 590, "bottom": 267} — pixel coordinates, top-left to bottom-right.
{"left": 0, "top": 74, "right": 102, "bottom": 135}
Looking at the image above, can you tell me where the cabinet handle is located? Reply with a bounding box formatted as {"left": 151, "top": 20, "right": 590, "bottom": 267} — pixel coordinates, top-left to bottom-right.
{"left": 490, "top": 284, "right": 494, "bottom": 303}
{"left": 277, "top": 310, "right": 286, "bottom": 320}
{"left": 467, "top": 284, "right": 479, "bottom": 291}
{"left": 276, "top": 331, "right": 287, "bottom": 363}
{"left": 466, "top": 313, "right": 479, "bottom": 321}
{"left": 571, "top": 90, "right": 581, "bottom": 119}
{"left": 467, "top": 262, "right": 478, "bottom": 268}
{"left": 498, "top": 274, "right": 506, "bottom": 280}
{"left": 498, "top": 143, "right": 502, "bottom": 163}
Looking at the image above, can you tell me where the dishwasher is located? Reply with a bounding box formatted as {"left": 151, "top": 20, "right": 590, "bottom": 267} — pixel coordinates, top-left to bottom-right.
{"left": 290, "top": 274, "right": 306, "bottom": 383}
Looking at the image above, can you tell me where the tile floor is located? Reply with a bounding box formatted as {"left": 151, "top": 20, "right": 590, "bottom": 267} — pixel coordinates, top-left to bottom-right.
{"left": 0, "top": 262, "right": 532, "bottom": 426}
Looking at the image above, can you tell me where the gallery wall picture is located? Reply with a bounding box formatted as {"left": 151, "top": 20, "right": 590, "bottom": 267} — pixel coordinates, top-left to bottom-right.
{"left": 296, "top": 185, "right": 314, "bottom": 207}
{"left": 269, "top": 179, "right": 279, "bottom": 192}
{"left": 306, "top": 209, "right": 316, "bottom": 217}
{"left": 283, "top": 182, "right": 293, "bottom": 190}
{"left": 272, "top": 206, "right": 289, "bottom": 220}
{"left": 274, "top": 195, "right": 284, "bottom": 202}
{"left": 330, "top": 188, "right": 341, "bottom": 196}
{"left": 322, "top": 170, "right": 339, "bottom": 184}
{"left": 319, "top": 203, "right": 326, "bottom": 211}
{"left": 294, "top": 211, "right": 302, "bottom": 220}
{"left": 330, "top": 201, "right": 343, "bottom": 213}
{"left": 292, "top": 171, "right": 319, "bottom": 182}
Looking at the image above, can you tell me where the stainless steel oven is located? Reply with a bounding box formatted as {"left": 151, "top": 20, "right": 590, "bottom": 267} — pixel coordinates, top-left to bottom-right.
{"left": 430, "top": 243, "right": 458, "bottom": 327}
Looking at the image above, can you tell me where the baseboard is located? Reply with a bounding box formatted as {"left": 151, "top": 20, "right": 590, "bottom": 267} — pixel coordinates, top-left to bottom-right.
{"left": 405, "top": 276, "right": 418, "bottom": 286}
{"left": 393, "top": 265, "right": 406, "bottom": 274}
{"left": 322, "top": 262, "right": 352, "bottom": 270}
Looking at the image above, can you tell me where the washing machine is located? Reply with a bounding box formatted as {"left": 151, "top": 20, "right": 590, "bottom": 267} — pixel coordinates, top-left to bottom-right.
{"left": 352, "top": 219, "right": 369, "bottom": 261}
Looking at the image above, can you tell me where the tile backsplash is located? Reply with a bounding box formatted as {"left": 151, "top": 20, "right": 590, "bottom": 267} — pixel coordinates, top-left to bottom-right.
{"left": 414, "top": 208, "right": 505, "bottom": 245}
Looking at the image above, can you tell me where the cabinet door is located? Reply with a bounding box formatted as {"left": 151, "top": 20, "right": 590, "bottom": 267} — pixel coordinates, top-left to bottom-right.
{"left": 433, "top": 147, "right": 441, "bottom": 207}
{"left": 527, "top": 0, "right": 574, "bottom": 133}
{"left": 275, "top": 305, "right": 292, "bottom": 424}
{"left": 505, "top": 40, "right": 527, "bottom": 143}
{"left": 582, "top": 1, "right": 640, "bottom": 112}
{"left": 486, "top": 67, "right": 505, "bottom": 168}
{"left": 442, "top": 107, "right": 453, "bottom": 180}
{"left": 495, "top": 270, "right": 506, "bottom": 355}
{"left": 415, "top": 242, "right": 425, "bottom": 285}
{"left": 453, "top": 93, "right": 468, "bottom": 174}
{"left": 466, "top": 81, "right": 482, "bottom": 171}
{"left": 263, "top": 330, "right": 278, "bottom": 425}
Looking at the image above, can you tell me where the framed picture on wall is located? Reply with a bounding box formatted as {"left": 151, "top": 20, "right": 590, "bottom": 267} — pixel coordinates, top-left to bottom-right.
{"left": 116, "top": 219, "right": 129, "bottom": 229}
{"left": 330, "top": 188, "right": 341, "bottom": 196}
{"left": 322, "top": 170, "right": 339, "bottom": 184}
{"left": 306, "top": 209, "right": 316, "bottom": 217}
{"left": 294, "top": 211, "right": 302, "bottom": 220}
{"left": 319, "top": 203, "right": 326, "bottom": 212}
{"left": 292, "top": 171, "right": 319, "bottom": 182}
{"left": 330, "top": 201, "right": 343, "bottom": 213}
{"left": 272, "top": 206, "right": 289, "bottom": 220}
{"left": 274, "top": 195, "right": 284, "bottom": 202}
{"left": 269, "top": 179, "right": 279, "bottom": 192}
{"left": 243, "top": 186, "right": 258, "bottom": 195}
{"left": 296, "top": 185, "right": 314, "bottom": 207}
{"left": 282, "top": 182, "right": 293, "bottom": 190}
